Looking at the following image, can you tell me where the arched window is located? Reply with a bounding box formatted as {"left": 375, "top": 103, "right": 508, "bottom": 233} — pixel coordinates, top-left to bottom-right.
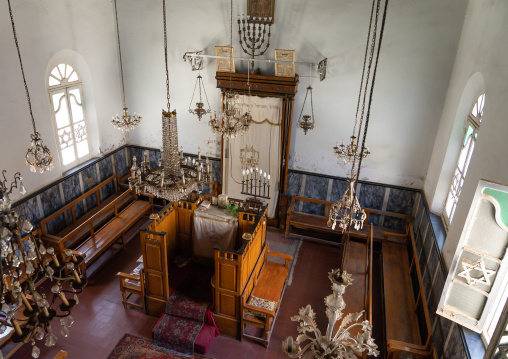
{"left": 48, "top": 64, "right": 90, "bottom": 170}
{"left": 443, "top": 93, "right": 485, "bottom": 226}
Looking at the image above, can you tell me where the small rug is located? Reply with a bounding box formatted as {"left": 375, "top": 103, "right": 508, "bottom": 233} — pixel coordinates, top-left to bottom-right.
{"left": 166, "top": 289, "right": 209, "bottom": 323}
{"left": 153, "top": 315, "right": 204, "bottom": 355}
{"left": 108, "top": 334, "right": 211, "bottom": 359}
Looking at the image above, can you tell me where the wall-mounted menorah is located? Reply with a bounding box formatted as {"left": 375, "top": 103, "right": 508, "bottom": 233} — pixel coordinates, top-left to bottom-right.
{"left": 237, "top": 14, "right": 272, "bottom": 72}
{"left": 241, "top": 167, "right": 270, "bottom": 199}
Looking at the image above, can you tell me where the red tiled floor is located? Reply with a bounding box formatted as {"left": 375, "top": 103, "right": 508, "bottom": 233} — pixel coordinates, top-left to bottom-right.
{"left": 10, "top": 228, "right": 382, "bottom": 359}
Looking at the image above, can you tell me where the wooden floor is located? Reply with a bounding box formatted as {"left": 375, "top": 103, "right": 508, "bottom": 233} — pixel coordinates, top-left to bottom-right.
{"left": 11, "top": 227, "right": 385, "bottom": 359}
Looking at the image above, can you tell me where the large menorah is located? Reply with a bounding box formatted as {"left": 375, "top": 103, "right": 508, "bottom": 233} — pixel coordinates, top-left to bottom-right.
{"left": 237, "top": 15, "right": 272, "bottom": 72}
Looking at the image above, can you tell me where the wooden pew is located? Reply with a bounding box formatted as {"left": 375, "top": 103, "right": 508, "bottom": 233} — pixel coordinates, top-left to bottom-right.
{"left": 40, "top": 174, "right": 132, "bottom": 250}
{"left": 41, "top": 176, "right": 151, "bottom": 276}
{"left": 285, "top": 196, "right": 410, "bottom": 242}
{"left": 240, "top": 244, "right": 293, "bottom": 347}
{"left": 117, "top": 264, "right": 145, "bottom": 311}
{"left": 382, "top": 224, "right": 433, "bottom": 358}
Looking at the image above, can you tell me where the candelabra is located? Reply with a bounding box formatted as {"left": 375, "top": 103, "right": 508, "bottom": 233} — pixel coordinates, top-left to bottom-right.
{"left": 237, "top": 14, "right": 272, "bottom": 72}
{"left": 0, "top": 170, "right": 86, "bottom": 358}
{"left": 209, "top": 92, "right": 252, "bottom": 138}
{"left": 327, "top": 178, "right": 366, "bottom": 233}
{"left": 282, "top": 269, "right": 379, "bottom": 359}
{"left": 241, "top": 167, "right": 270, "bottom": 199}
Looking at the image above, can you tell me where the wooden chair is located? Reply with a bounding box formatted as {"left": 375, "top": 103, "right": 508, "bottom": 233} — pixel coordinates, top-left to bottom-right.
{"left": 117, "top": 265, "right": 145, "bottom": 311}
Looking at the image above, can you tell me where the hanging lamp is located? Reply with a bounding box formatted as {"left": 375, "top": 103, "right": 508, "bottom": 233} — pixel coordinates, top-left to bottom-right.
{"left": 297, "top": 86, "right": 315, "bottom": 135}
{"left": 8, "top": 0, "right": 54, "bottom": 173}
{"left": 189, "top": 73, "right": 212, "bottom": 121}
{"left": 111, "top": 0, "right": 142, "bottom": 132}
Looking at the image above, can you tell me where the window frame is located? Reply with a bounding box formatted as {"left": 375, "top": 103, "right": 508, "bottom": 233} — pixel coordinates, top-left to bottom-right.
{"left": 47, "top": 64, "right": 91, "bottom": 171}
{"left": 442, "top": 93, "right": 485, "bottom": 229}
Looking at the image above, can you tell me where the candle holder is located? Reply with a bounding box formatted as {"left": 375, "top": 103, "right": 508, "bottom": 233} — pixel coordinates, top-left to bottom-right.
{"left": 237, "top": 14, "right": 272, "bottom": 72}
{"left": 241, "top": 167, "right": 270, "bottom": 199}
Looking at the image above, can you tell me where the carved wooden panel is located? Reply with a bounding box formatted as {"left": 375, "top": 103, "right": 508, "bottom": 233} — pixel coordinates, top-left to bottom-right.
{"left": 219, "top": 262, "right": 238, "bottom": 292}
{"left": 144, "top": 242, "right": 162, "bottom": 272}
{"left": 145, "top": 270, "right": 165, "bottom": 298}
{"left": 219, "top": 293, "right": 237, "bottom": 317}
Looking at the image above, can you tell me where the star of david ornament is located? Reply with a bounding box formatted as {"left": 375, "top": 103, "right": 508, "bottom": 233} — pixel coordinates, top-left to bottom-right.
{"left": 457, "top": 258, "right": 496, "bottom": 286}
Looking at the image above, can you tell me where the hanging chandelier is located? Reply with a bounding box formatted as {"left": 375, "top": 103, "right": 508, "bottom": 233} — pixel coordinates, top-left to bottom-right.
{"left": 8, "top": 0, "right": 54, "bottom": 173}
{"left": 333, "top": 136, "right": 370, "bottom": 165}
{"left": 282, "top": 269, "right": 379, "bottom": 358}
{"left": 328, "top": 0, "right": 388, "bottom": 235}
{"left": 0, "top": 171, "right": 86, "bottom": 358}
{"left": 189, "top": 74, "right": 212, "bottom": 121}
{"left": 128, "top": 0, "right": 211, "bottom": 202}
{"left": 327, "top": 178, "right": 366, "bottom": 232}
{"left": 297, "top": 86, "right": 315, "bottom": 135}
{"left": 111, "top": 0, "right": 142, "bottom": 132}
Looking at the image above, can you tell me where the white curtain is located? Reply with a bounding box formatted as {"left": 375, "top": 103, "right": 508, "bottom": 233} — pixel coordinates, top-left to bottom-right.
{"left": 222, "top": 95, "right": 282, "bottom": 218}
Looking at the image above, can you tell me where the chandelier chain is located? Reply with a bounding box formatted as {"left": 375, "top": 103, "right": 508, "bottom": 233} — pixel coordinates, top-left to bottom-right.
{"left": 354, "top": 0, "right": 390, "bottom": 190}
{"left": 114, "top": 0, "right": 127, "bottom": 108}
{"left": 8, "top": 0, "right": 37, "bottom": 135}
{"left": 353, "top": 0, "right": 376, "bottom": 136}
{"left": 163, "top": 0, "right": 170, "bottom": 111}
{"left": 189, "top": 74, "right": 199, "bottom": 110}
{"left": 350, "top": 0, "right": 381, "bottom": 177}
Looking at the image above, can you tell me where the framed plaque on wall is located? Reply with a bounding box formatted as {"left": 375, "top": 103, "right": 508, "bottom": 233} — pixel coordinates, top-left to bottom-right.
{"left": 215, "top": 46, "right": 235, "bottom": 73}
{"left": 274, "top": 49, "right": 295, "bottom": 77}
{"left": 247, "top": 0, "right": 275, "bottom": 24}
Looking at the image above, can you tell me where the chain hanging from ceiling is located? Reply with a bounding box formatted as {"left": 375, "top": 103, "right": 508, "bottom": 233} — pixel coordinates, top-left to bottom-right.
{"left": 208, "top": 0, "right": 252, "bottom": 138}
{"left": 128, "top": 0, "right": 211, "bottom": 202}
{"left": 8, "top": 0, "right": 54, "bottom": 173}
{"left": 111, "top": 0, "right": 142, "bottom": 132}
{"left": 328, "top": 0, "right": 387, "bottom": 235}
{"left": 0, "top": 171, "right": 86, "bottom": 358}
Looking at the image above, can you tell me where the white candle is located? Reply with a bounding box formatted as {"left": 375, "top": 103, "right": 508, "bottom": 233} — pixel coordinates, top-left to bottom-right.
{"left": 198, "top": 148, "right": 201, "bottom": 160}
{"left": 242, "top": 169, "right": 245, "bottom": 178}
{"left": 182, "top": 174, "right": 185, "bottom": 185}
{"left": 180, "top": 146, "right": 183, "bottom": 159}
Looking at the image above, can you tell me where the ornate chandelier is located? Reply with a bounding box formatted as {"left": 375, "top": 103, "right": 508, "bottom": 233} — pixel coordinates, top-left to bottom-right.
{"left": 189, "top": 74, "right": 212, "bottom": 121}
{"left": 328, "top": 0, "right": 388, "bottom": 235}
{"left": 333, "top": 136, "right": 370, "bottom": 165}
{"left": 327, "top": 178, "right": 366, "bottom": 232}
{"left": 111, "top": 0, "right": 141, "bottom": 132}
{"left": 8, "top": 0, "right": 54, "bottom": 173}
{"left": 0, "top": 171, "right": 86, "bottom": 358}
{"left": 282, "top": 269, "right": 379, "bottom": 359}
{"left": 297, "top": 86, "right": 315, "bottom": 135}
{"left": 129, "top": 0, "right": 210, "bottom": 202}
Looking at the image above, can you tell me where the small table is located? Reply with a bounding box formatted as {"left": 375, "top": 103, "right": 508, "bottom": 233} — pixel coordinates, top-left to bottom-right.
{"left": 192, "top": 204, "right": 238, "bottom": 258}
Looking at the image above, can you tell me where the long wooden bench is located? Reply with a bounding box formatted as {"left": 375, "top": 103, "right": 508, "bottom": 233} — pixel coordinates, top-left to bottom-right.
{"left": 42, "top": 182, "right": 151, "bottom": 276}
{"left": 285, "top": 196, "right": 410, "bottom": 242}
{"left": 382, "top": 224, "right": 433, "bottom": 358}
{"left": 240, "top": 243, "right": 293, "bottom": 347}
{"left": 41, "top": 174, "right": 132, "bottom": 250}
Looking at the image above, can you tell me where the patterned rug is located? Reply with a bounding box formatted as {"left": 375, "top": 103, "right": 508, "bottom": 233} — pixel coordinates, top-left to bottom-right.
{"left": 108, "top": 334, "right": 211, "bottom": 359}
{"left": 153, "top": 314, "right": 204, "bottom": 354}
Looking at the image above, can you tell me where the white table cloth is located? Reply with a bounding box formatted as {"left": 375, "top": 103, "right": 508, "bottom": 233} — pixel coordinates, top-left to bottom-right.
{"left": 192, "top": 204, "right": 238, "bottom": 258}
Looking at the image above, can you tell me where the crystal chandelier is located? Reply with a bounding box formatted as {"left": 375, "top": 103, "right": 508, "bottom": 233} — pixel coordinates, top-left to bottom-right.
{"left": 8, "top": 0, "right": 54, "bottom": 173}
{"left": 297, "top": 86, "right": 315, "bottom": 135}
{"left": 328, "top": 0, "right": 388, "bottom": 234}
{"left": 333, "top": 136, "right": 370, "bottom": 165}
{"left": 327, "top": 178, "right": 366, "bottom": 232}
{"left": 282, "top": 269, "right": 379, "bottom": 359}
{"left": 0, "top": 171, "right": 86, "bottom": 358}
{"left": 189, "top": 74, "right": 212, "bottom": 121}
{"left": 111, "top": 0, "right": 141, "bottom": 132}
{"left": 128, "top": 0, "right": 211, "bottom": 202}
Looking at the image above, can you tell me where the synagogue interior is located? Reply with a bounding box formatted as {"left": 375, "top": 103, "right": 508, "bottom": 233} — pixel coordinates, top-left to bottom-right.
{"left": 0, "top": 0, "right": 507, "bottom": 358}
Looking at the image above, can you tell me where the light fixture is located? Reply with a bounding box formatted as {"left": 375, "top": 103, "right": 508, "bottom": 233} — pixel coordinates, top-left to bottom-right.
{"left": 8, "top": 0, "right": 54, "bottom": 173}
{"left": 111, "top": 0, "right": 141, "bottom": 132}
{"left": 333, "top": 136, "right": 370, "bottom": 165}
{"left": 0, "top": 170, "right": 86, "bottom": 358}
{"left": 128, "top": 0, "right": 211, "bottom": 202}
{"left": 241, "top": 167, "right": 271, "bottom": 200}
{"left": 237, "top": 14, "right": 273, "bottom": 72}
{"left": 208, "top": 0, "right": 252, "bottom": 138}
{"left": 282, "top": 269, "right": 379, "bottom": 358}
{"left": 297, "top": 86, "right": 315, "bottom": 135}
{"left": 327, "top": 178, "right": 366, "bottom": 232}
{"left": 328, "top": 0, "right": 388, "bottom": 235}
{"left": 188, "top": 74, "right": 212, "bottom": 121}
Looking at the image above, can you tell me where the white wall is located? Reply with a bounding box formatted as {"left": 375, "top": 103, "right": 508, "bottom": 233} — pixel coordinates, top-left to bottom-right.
{"left": 424, "top": 0, "right": 508, "bottom": 266}
{"left": 120, "top": 0, "right": 467, "bottom": 188}
{"left": 0, "top": 0, "right": 468, "bottom": 201}
{"left": 0, "top": 0, "right": 124, "bottom": 202}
